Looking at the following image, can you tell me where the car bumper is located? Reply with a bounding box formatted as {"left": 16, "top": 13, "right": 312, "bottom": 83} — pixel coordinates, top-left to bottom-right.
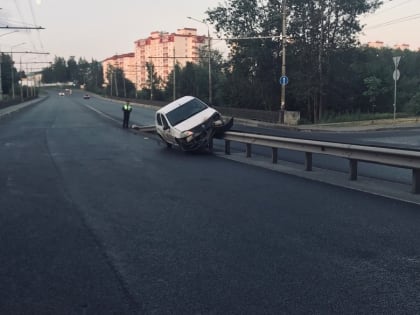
{"left": 176, "top": 116, "right": 233, "bottom": 151}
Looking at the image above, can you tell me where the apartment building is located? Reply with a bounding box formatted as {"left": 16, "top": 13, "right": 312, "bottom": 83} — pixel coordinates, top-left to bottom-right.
{"left": 102, "top": 28, "right": 207, "bottom": 92}
{"left": 367, "top": 41, "right": 384, "bottom": 49}
{"left": 366, "top": 41, "right": 414, "bottom": 51}
{"left": 394, "top": 43, "right": 410, "bottom": 51}
{"left": 102, "top": 52, "right": 136, "bottom": 87}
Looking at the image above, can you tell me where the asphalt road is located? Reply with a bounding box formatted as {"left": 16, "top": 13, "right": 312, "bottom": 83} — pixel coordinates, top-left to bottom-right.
{"left": 1, "top": 92, "right": 420, "bottom": 314}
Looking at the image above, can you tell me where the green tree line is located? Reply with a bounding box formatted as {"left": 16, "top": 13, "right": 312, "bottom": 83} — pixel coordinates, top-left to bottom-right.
{"left": 0, "top": 53, "right": 32, "bottom": 101}
{"left": 40, "top": 56, "right": 104, "bottom": 94}
{"left": 206, "top": 0, "right": 420, "bottom": 121}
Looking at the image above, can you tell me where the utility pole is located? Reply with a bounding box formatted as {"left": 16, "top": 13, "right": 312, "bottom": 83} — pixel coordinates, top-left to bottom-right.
{"left": 173, "top": 47, "right": 176, "bottom": 100}
{"left": 149, "top": 65, "right": 153, "bottom": 100}
{"left": 19, "top": 58, "right": 23, "bottom": 101}
{"left": 11, "top": 42, "right": 26, "bottom": 99}
{"left": 207, "top": 25, "right": 212, "bottom": 105}
{"left": 0, "top": 25, "right": 44, "bottom": 101}
{"left": 279, "top": 0, "right": 287, "bottom": 124}
{"left": 123, "top": 71, "right": 127, "bottom": 98}
{"left": 114, "top": 69, "right": 119, "bottom": 97}
{"left": 187, "top": 16, "right": 212, "bottom": 105}
{"left": 0, "top": 54, "right": 3, "bottom": 101}
{"left": 110, "top": 69, "right": 113, "bottom": 96}
{"left": 135, "top": 61, "right": 138, "bottom": 99}
{"left": 114, "top": 55, "right": 119, "bottom": 97}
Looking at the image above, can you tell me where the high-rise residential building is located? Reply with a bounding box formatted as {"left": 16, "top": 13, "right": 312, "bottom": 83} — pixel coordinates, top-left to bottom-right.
{"left": 102, "top": 28, "right": 207, "bottom": 93}
{"left": 134, "top": 28, "right": 206, "bottom": 91}
{"left": 366, "top": 41, "right": 414, "bottom": 51}
{"left": 102, "top": 53, "right": 135, "bottom": 88}
{"left": 394, "top": 43, "right": 410, "bottom": 51}
{"left": 367, "top": 41, "right": 384, "bottom": 49}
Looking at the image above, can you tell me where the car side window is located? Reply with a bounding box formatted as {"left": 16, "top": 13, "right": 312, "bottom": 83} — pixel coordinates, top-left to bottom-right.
{"left": 156, "top": 113, "right": 163, "bottom": 126}
{"left": 161, "top": 115, "right": 170, "bottom": 129}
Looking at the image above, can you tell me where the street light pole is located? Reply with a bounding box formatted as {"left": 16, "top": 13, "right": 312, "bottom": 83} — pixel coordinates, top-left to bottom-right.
{"left": 19, "top": 58, "right": 23, "bottom": 101}
{"left": 207, "top": 25, "right": 212, "bottom": 105}
{"left": 11, "top": 42, "right": 26, "bottom": 99}
{"left": 187, "top": 16, "right": 212, "bottom": 105}
{"left": 173, "top": 47, "right": 176, "bottom": 100}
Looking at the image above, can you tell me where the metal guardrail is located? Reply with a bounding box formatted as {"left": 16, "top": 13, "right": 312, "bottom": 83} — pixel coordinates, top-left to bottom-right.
{"left": 221, "top": 131, "right": 420, "bottom": 194}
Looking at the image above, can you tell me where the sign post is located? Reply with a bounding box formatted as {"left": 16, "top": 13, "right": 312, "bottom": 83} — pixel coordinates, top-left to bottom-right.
{"left": 279, "top": 0, "right": 287, "bottom": 124}
{"left": 392, "top": 56, "right": 401, "bottom": 121}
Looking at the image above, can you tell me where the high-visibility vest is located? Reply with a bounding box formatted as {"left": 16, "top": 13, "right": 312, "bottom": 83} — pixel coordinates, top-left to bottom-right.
{"left": 123, "top": 104, "right": 132, "bottom": 110}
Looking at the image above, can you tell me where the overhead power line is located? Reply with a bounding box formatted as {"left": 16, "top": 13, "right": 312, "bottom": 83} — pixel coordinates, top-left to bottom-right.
{"left": 0, "top": 25, "right": 44, "bottom": 29}
{"left": 365, "top": 13, "right": 420, "bottom": 29}
{"left": 375, "top": 0, "right": 417, "bottom": 15}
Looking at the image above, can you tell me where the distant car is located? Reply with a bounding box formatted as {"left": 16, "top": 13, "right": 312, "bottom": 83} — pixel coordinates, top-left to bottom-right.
{"left": 155, "top": 96, "right": 233, "bottom": 151}
{"left": 83, "top": 94, "right": 90, "bottom": 99}
{"left": 58, "top": 91, "right": 65, "bottom": 96}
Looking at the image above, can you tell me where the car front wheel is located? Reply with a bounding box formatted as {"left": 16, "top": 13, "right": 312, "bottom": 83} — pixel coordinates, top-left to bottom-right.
{"left": 158, "top": 135, "right": 172, "bottom": 148}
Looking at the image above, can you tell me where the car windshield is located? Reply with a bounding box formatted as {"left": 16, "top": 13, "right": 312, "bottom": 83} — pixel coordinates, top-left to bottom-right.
{"left": 165, "top": 98, "right": 208, "bottom": 126}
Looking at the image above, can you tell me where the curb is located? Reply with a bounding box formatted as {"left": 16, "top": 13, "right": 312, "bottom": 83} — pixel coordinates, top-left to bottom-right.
{"left": 0, "top": 95, "right": 49, "bottom": 119}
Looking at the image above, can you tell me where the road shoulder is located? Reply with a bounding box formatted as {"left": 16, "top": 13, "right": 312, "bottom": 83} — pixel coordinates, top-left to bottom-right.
{"left": 215, "top": 151, "right": 420, "bottom": 206}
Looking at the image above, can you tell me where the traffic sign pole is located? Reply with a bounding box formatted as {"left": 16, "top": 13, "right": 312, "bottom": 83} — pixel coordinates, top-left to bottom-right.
{"left": 393, "top": 56, "right": 401, "bottom": 121}
{"left": 279, "top": 0, "right": 287, "bottom": 124}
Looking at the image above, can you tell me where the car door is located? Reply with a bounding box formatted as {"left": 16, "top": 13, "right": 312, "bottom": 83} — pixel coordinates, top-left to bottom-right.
{"left": 156, "top": 113, "right": 164, "bottom": 135}
{"left": 161, "top": 114, "right": 175, "bottom": 144}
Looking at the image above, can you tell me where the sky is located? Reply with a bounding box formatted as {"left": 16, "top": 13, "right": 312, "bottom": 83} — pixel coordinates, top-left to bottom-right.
{"left": 0, "top": 0, "right": 419, "bottom": 71}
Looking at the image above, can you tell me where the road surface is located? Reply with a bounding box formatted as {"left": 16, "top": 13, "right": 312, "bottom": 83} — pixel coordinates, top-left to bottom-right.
{"left": 1, "top": 92, "right": 420, "bottom": 314}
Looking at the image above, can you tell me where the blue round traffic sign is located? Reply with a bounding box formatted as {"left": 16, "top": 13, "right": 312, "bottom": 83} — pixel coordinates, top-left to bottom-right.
{"left": 279, "top": 76, "right": 289, "bottom": 85}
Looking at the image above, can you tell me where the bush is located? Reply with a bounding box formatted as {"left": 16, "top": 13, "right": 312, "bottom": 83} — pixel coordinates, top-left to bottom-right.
{"left": 403, "top": 92, "right": 420, "bottom": 115}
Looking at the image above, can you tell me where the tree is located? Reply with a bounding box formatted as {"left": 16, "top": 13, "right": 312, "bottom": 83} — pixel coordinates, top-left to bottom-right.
{"left": 41, "top": 66, "right": 54, "bottom": 84}
{"left": 290, "top": 0, "right": 383, "bottom": 120}
{"left": 207, "top": 0, "right": 282, "bottom": 109}
{"left": 177, "top": 62, "right": 200, "bottom": 97}
{"left": 404, "top": 92, "right": 420, "bottom": 115}
{"left": 52, "top": 57, "right": 68, "bottom": 83}
{"left": 77, "top": 58, "right": 90, "bottom": 86}
{"left": 67, "top": 57, "right": 79, "bottom": 84}
{"left": 363, "top": 76, "right": 385, "bottom": 112}
{"left": 207, "top": 0, "right": 383, "bottom": 121}
{"left": 1, "top": 54, "right": 13, "bottom": 95}
{"left": 145, "top": 62, "right": 161, "bottom": 100}
{"left": 163, "top": 63, "right": 181, "bottom": 101}
{"left": 85, "top": 60, "right": 104, "bottom": 93}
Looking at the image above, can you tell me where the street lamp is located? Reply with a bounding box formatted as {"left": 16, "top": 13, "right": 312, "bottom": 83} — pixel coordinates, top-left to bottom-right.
{"left": 18, "top": 79, "right": 23, "bottom": 102}
{"left": 146, "top": 64, "right": 153, "bottom": 100}
{"left": 187, "top": 16, "right": 212, "bottom": 105}
{"left": 11, "top": 42, "right": 26, "bottom": 99}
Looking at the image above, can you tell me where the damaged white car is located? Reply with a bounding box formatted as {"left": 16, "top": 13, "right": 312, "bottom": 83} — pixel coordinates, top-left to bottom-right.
{"left": 155, "top": 96, "right": 233, "bottom": 151}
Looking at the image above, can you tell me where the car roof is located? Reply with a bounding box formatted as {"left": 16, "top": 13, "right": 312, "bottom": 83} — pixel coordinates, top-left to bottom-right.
{"left": 156, "top": 96, "right": 197, "bottom": 114}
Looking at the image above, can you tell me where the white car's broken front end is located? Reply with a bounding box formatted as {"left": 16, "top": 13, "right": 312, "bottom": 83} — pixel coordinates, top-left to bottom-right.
{"left": 155, "top": 96, "right": 233, "bottom": 152}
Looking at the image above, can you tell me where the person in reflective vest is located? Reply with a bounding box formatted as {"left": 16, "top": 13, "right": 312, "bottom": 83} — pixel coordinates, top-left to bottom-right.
{"left": 122, "top": 100, "right": 132, "bottom": 128}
